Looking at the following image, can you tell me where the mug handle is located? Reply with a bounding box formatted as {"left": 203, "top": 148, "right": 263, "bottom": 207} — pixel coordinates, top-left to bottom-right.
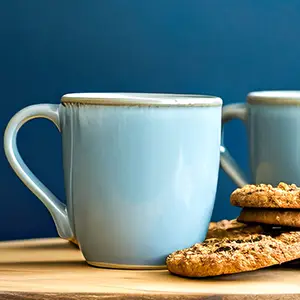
{"left": 220, "top": 103, "right": 249, "bottom": 187}
{"left": 4, "top": 104, "right": 73, "bottom": 240}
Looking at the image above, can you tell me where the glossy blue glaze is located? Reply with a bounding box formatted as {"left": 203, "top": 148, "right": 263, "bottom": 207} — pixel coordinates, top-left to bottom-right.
{"left": 60, "top": 103, "right": 221, "bottom": 266}
{"left": 4, "top": 94, "right": 222, "bottom": 268}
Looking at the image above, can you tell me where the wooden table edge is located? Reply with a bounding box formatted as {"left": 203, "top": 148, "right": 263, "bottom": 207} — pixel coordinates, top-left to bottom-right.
{"left": 1, "top": 238, "right": 300, "bottom": 299}
{"left": 1, "top": 291, "right": 300, "bottom": 300}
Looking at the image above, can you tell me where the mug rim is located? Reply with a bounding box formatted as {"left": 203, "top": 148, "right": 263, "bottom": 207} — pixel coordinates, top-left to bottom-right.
{"left": 247, "top": 90, "right": 300, "bottom": 105}
{"left": 61, "top": 92, "right": 222, "bottom": 107}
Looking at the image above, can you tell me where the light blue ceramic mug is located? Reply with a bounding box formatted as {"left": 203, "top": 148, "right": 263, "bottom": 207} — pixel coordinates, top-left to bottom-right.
{"left": 221, "top": 90, "right": 300, "bottom": 188}
{"left": 4, "top": 93, "right": 222, "bottom": 269}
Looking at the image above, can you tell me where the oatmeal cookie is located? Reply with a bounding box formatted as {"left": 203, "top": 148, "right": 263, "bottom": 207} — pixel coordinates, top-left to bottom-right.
{"left": 230, "top": 182, "right": 300, "bottom": 209}
{"left": 238, "top": 208, "right": 300, "bottom": 228}
{"left": 206, "top": 219, "right": 264, "bottom": 239}
{"left": 166, "top": 230, "right": 300, "bottom": 277}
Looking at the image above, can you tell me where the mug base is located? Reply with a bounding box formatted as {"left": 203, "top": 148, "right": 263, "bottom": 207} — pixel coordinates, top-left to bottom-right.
{"left": 87, "top": 260, "right": 167, "bottom": 270}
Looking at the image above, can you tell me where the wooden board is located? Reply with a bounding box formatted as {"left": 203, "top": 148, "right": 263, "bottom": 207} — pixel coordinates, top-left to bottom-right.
{"left": 0, "top": 238, "right": 300, "bottom": 299}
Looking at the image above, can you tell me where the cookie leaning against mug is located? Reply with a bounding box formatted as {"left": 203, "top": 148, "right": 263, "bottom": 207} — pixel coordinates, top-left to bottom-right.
{"left": 230, "top": 182, "right": 300, "bottom": 209}
{"left": 166, "top": 229, "right": 300, "bottom": 278}
{"left": 206, "top": 218, "right": 264, "bottom": 239}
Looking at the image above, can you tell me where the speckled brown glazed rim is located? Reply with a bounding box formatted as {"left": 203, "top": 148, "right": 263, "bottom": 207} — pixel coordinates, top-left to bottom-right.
{"left": 61, "top": 92, "right": 222, "bottom": 107}
{"left": 247, "top": 90, "right": 300, "bottom": 105}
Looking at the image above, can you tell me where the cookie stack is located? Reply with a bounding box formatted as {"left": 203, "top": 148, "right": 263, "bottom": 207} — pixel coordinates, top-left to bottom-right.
{"left": 166, "top": 182, "right": 300, "bottom": 278}
{"left": 231, "top": 182, "right": 300, "bottom": 227}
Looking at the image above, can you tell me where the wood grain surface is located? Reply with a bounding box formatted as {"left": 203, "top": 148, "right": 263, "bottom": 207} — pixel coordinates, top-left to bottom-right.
{"left": 0, "top": 238, "right": 300, "bottom": 299}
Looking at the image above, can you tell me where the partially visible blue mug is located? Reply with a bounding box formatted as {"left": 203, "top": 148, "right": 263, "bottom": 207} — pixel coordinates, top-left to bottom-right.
{"left": 4, "top": 93, "right": 222, "bottom": 269}
{"left": 221, "top": 90, "right": 300, "bottom": 187}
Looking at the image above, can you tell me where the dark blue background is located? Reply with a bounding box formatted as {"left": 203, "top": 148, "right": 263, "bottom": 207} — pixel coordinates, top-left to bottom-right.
{"left": 1, "top": 0, "right": 300, "bottom": 240}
